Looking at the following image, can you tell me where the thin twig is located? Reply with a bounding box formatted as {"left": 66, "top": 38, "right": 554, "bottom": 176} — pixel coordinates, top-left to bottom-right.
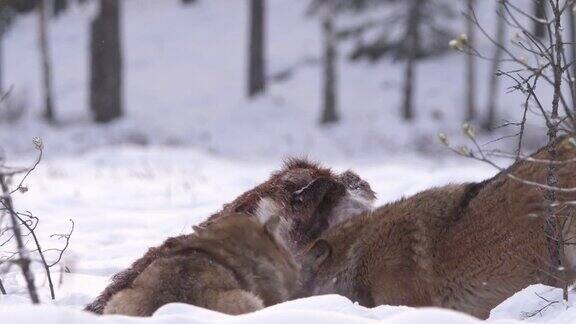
{"left": 0, "top": 174, "right": 39, "bottom": 303}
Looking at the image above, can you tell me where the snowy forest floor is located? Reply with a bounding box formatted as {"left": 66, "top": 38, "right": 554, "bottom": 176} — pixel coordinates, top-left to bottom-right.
{"left": 0, "top": 148, "right": 575, "bottom": 323}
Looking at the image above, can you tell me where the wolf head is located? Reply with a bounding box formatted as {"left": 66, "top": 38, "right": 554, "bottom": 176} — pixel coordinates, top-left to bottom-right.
{"left": 202, "top": 158, "right": 376, "bottom": 252}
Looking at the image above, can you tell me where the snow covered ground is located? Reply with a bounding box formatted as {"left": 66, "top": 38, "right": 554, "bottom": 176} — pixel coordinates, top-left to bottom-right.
{"left": 0, "top": 146, "right": 574, "bottom": 323}
{"left": 3, "top": 288, "right": 576, "bottom": 324}
{"left": 1, "top": 0, "right": 574, "bottom": 322}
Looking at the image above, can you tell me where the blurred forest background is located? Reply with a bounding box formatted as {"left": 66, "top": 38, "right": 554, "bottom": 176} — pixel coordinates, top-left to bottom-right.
{"left": 0, "top": 0, "right": 565, "bottom": 161}
{"left": 4, "top": 0, "right": 576, "bottom": 310}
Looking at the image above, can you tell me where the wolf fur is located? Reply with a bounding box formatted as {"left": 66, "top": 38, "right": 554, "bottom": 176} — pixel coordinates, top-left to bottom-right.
{"left": 299, "top": 135, "right": 576, "bottom": 319}
{"left": 85, "top": 158, "right": 375, "bottom": 314}
{"left": 104, "top": 200, "right": 298, "bottom": 316}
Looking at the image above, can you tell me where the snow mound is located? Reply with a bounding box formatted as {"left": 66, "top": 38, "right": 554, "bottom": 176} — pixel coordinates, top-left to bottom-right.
{"left": 0, "top": 295, "right": 482, "bottom": 324}
{"left": 490, "top": 284, "right": 576, "bottom": 323}
{"left": 3, "top": 286, "right": 576, "bottom": 323}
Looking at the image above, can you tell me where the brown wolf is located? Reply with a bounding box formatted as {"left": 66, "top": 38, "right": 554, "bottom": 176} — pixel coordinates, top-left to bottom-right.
{"left": 299, "top": 136, "right": 576, "bottom": 319}
{"left": 85, "top": 158, "right": 375, "bottom": 314}
{"left": 103, "top": 199, "right": 298, "bottom": 316}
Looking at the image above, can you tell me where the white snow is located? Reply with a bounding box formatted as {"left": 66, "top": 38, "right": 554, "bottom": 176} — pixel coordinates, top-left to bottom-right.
{"left": 490, "top": 285, "right": 576, "bottom": 323}
{"left": 0, "top": 297, "right": 476, "bottom": 324}
{"left": 2, "top": 287, "right": 576, "bottom": 323}
{"left": 1, "top": 0, "right": 575, "bottom": 323}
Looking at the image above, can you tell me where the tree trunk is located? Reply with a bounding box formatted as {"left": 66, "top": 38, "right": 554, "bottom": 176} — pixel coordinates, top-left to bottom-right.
{"left": 0, "top": 5, "right": 8, "bottom": 95}
{"left": 0, "top": 9, "right": 5, "bottom": 95}
{"left": 320, "top": 9, "right": 338, "bottom": 124}
{"left": 402, "top": 0, "right": 421, "bottom": 121}
{"left": 483, "top": 2, "right": 505, "bottom": 131}
{"left": 247, "top": 0, "right": 266, "bottom": 97}
{"left": 0, "top": 30, "right": 3, "bottom": 95}
{"left": 53, "top": 0, "right": 68, "bottom": 17}
{"left": 0, "top": 278, "right": 6, "bottom": 295}
{"left": 533, "top": 0, "right": 546, "bottom": 39}
{"left": 546, "top": 2, "right": 566, "bottom": 300}
{"left": 38, "top": 0, "right": 55, "bottom": 123}
{"left": 90, "top": 0, "right": 123, "bottom": 123}
{"left": 465, "top": 0, "right": 476, "bottom": 122}
{"left": 570, "top": 3, "right": 576, "bottom": 113}
{"left": 0, "top": 5, "right": 12, "bottom": 95}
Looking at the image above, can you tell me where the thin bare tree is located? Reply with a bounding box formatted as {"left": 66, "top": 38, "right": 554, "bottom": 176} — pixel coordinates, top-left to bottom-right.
{"left": 483, "top": 0, "right": 506, "bottom": 131}
{"left": 90, "top": 0, "right": 123, "bottom": 123}
{"left": 402, "top": 0, "right": 422, "bottom": 121}
{"left": 0, "top": 277, "right": 6, "bottom": 295}
{"left": 247, "top": 0, "right": 266, "bottom": 97}
{"left": 569, "top": 1, "right": 576, "bottom": 98}
{"left": 0, "top": 137, "right": 73, "bottom": 302}
{"left": 38, "top": 0, "right": 55, "bottom": 123}
{"left": 0, "top": 5, "right": 9, "bottom": 95}
{"left": 465, "top": 0, "right": 477, "bottom": 122}
{"left": 0, "top": 167, "right": 40, "bottom": 303}
{"left": 320, "top": 6, "right": 338, "bottom": 124}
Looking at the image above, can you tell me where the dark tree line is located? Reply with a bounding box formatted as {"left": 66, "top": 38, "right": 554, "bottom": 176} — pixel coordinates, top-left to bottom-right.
{"left": 0, "top": 0, "right": 123, "bottom": 124}
{"left": 307, "top": 0, "right": 454, "bottom": 124}
{"left": 302, "top": 0, "right": 576, "bottom": 132}
{"left": 3, "top": 0, "right": 560, "bottom": 133}
{"left": 1, "top": 0, "right": 218, "bottom": 126}
{"left": 2, "top": 0, "right": 457, "bottom": 128}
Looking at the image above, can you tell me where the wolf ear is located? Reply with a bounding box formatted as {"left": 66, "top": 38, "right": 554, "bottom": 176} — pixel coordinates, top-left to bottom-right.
{"left": 291, "top": 177, "right": 346, "bottom": 213}
{"left": 305, "top": 239, "right": 332, "bottom": 271}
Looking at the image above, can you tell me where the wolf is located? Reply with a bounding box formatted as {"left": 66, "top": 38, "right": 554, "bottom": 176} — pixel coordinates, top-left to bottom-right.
{"left": 103, "top": 199, "right": 298, "bottom": 316}
{"left": 85, "top": 158, "right": 375, "bottom": 314}
{"left": 299, "top": 136, "right": 576, "bottom": 319}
